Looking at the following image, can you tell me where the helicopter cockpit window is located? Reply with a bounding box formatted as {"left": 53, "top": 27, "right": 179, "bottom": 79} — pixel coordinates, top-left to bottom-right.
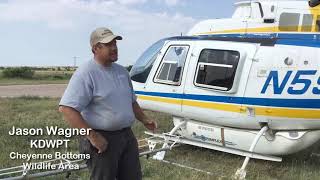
{"left": 130, "top": 39, "right": 166, "bottom": 83}
{"left": 279, "top": 13, "right": 300, "bottom": 31}
{"left": 195, "top": 49, "right": 240, "bottom": 91}
{"left": 155, "top": 45, "right": 189, "bottom": 85}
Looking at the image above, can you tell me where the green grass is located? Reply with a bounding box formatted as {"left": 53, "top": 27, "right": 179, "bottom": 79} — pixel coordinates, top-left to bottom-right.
{"left": 0, "top": 97, "right": 319, "bottom": 180}
{"left": 0, "top": 70, "right": 72, "bottom": 85}
{"left": 0, "top": 78, "right": 69, "bottom": 85}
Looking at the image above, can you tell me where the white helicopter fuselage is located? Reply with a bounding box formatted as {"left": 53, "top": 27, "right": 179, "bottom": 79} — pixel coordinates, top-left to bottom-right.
{"left": 130, "top": 0, "right": 320, "bottom": 155}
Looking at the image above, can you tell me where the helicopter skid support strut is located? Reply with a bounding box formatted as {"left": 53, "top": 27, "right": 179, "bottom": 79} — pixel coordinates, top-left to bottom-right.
{"left": 234, "top": 126, "right": 271, "bottom": 179}
{"left": 145, "top": 125, "right": 282, "bottom": 179}
{"left": 145, "top": 131, "right": 282, "bottom": 162}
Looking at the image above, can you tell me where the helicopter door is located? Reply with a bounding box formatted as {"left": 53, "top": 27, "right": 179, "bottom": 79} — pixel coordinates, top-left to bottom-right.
{"left": 144, "top": 41, "right": 192, "bottom": 116}
{"left": 182, "top": 41, "right": 258, "bottom": 129}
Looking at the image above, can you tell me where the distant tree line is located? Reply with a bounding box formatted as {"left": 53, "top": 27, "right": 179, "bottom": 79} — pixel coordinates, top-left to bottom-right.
{"left": 0, "top": 65, "right": 132, "bottom": 79}
{"left": 0, "top": 67, "right": 73, "bottom": 80}
{"left": 2, "top": 67, "right": 35, "bottom": 79}
{"left": 0, "top": 66, "right": 76, "bottom": 71}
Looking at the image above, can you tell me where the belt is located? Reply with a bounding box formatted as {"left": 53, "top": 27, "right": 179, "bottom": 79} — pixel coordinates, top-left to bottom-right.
{"left": 94, "top": 127, "right": 131, "bottom": 134}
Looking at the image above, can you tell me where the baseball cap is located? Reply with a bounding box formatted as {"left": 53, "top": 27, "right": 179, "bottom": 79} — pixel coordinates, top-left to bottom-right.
{"left": 90, "top": 27, "right": 122, "bottom": 47}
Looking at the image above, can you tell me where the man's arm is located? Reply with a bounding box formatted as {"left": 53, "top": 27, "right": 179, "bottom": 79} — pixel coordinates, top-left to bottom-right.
{"left": 59, "top": 106, "right": 91, "bottom": 129}
{"left": 132, "top": 101, "right": 157, "bottom": 131}
{"left": 59, "top": 106, "right": 108, "bottom": 153}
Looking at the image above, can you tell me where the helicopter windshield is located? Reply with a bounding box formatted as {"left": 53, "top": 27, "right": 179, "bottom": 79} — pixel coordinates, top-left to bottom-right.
{"left": 130, "top": 38, "right": 167, "bottom": 83}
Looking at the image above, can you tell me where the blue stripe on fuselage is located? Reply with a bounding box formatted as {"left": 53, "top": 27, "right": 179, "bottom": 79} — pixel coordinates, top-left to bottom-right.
{"left": 135, "top": 91, "right": 320, "bottom": 109}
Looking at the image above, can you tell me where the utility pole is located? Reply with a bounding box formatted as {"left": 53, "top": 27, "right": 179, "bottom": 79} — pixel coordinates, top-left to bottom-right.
{"left": 73, "top": 56, "right": 79, "bottom": 68}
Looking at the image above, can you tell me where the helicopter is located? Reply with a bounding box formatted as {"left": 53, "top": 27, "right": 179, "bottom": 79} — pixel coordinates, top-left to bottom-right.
{"left": 129, "top": 0, "right": 320, "bottom": 178}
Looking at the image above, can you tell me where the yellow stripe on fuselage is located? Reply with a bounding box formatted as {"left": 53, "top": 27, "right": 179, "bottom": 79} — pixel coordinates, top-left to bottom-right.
{"left": 182, "top": 99, "right": 241, "bottom": 113}
{"left": 195, "top": 26, "right": 276, "bottom": 35}
{"left": 137, "top": 95, "right": 320, "bottom": 119}
{"left": 194, "top": 24, "right": 320, "bottom": 36}
{"left": 138, "top": 95, "right": 182, "bottom": 105}
{"left": 254, "top": 106, "right": 320, "bottom": 119}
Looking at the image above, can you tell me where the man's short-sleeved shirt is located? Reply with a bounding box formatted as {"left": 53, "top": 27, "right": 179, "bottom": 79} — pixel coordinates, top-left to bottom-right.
{"left": 59, "top": 60, "right": 137, "bottom": 131}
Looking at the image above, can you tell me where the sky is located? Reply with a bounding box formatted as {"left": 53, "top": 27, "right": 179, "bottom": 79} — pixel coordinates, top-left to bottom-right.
{"left": 0, "top": 0, "right": 238, "bottom": 67}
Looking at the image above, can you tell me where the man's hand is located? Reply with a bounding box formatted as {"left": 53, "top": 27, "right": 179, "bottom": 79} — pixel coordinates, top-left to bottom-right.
{"left": 59, "top": 106, "right": 107, "bottom": 153}
{"left": 88, "top": 131, "right": 108, "bottom": 153}
{"left": 143, "top": 119, "right": 158, "bottom": 132}
{"left": 132, "top": 102, "right": 158, "bottom": 132}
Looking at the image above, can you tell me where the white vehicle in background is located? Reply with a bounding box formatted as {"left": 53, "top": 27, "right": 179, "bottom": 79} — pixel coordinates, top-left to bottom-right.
{"left": 130, "top": 0, "right": 320, "bottom": 178}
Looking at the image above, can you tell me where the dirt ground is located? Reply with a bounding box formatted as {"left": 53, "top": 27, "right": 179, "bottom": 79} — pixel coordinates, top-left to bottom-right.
{"left": 0, "top": 84, "right": 67, "bottom": 98}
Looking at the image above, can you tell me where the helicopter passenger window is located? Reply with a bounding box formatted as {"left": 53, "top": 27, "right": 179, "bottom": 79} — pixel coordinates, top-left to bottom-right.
{"left": 155, "top": 45, "right": 189, "bottom": 85}
{"left": 279, "top": 13, "right": 300, "bottom": 31}
{"left": 195, "top": 49, "right": 240, "bottom": 91}
{"left": 130, "top": 39, "right": 166, "bottom": 83}
{"left": 301, "top": 14, "right": 313, "bottom": 32}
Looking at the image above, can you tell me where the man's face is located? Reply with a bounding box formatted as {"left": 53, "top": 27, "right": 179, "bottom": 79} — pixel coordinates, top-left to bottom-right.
{"left": 94, "top": 39, "right": 118, "bottom": 63}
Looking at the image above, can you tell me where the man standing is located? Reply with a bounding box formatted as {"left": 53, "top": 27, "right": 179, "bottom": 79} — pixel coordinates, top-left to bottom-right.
{"left": 59, "top": 27, "right": 157, "bottom": 180}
